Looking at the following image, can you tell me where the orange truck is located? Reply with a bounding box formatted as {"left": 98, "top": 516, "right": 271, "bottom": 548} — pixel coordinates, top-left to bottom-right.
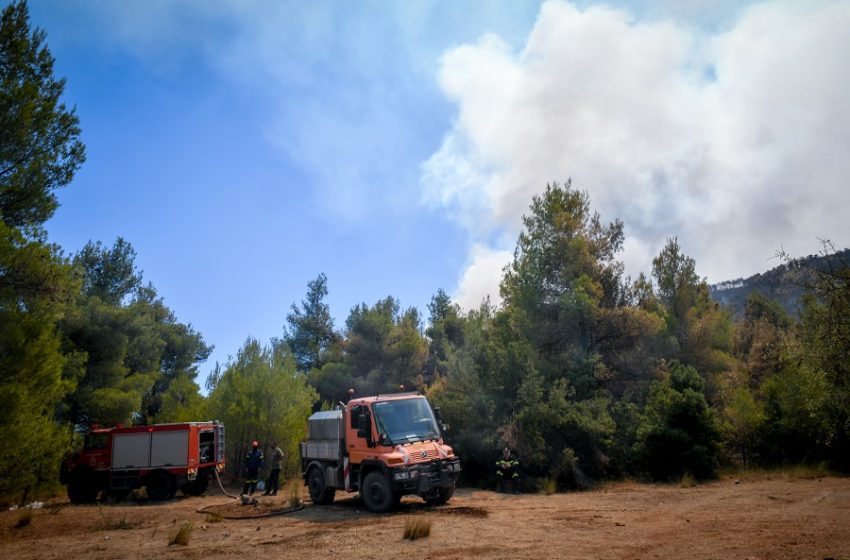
{"left": 300, "top": 391, "right": 461, "bottom": 513}
{"left": 60, "top": 421, "right": 225, "bottom": 503}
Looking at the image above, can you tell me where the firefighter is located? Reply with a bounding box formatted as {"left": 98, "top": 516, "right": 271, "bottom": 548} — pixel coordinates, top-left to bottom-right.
{"left": 495, "top": 447, "right": 520, "bottom": 493}
{"left": 263, "top": 440, "right": 284, "bottom": 496}
{"left": 243, "top": 440, "right": 264, "bottom": 496}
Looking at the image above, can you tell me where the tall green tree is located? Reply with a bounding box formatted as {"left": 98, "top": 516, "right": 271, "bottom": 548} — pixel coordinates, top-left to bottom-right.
{"left": 794, "top": 244, "right": 850, "bottom": 470}
{"left": 282, "top": 273, "right": 339, "bottom": 373}
{"left": 60, "top": 238, "right": 211, "bottom": 426}
{"left": 426, "top": 301, "right": 501, "bottom": 483}
{"left": 501, "top": 182, "right": 655, "bottom": 397}
{"left": 74, "top": 238, "right": 140, "bottom": 305}
{"left": 494, "top": 183, "right": 660, "bottom": 480}
{"left": 310, "top": 296, "right": 429, "bottom": 404}
{"left": 207, "top": 339, "right": 318, "bottom": 478}
{"left": 156, "top": 372, "right": 206, "bottom": 423}
{"left": 652, "top": 238, "right": 734, "bottom": 391}
{"left": 424, "top": 289, "right": 465, "bottom": 380}
{"left": 721, "top": 292, "right": 791, "bottom": 465}
{"left": 0, "top": 221, "right": 76, "bottom": 503}
{"left": 0, "top": 1, "right": 83, "bottom": 504}
{"left": 0, "top": 0, "right": 85, "bottom": 230}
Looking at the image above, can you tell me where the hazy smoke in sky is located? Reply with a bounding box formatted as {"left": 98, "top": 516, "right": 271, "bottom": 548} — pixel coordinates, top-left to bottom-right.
{"left": 422, "top": 0, "right": 850, "bottom": 311}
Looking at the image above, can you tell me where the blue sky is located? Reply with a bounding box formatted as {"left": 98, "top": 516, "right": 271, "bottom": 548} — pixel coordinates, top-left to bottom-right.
{"left": 28, "top": 0, "right": 850, "bottom": 385}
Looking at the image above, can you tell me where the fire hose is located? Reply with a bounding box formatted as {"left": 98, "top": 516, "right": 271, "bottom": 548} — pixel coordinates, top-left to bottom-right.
{"left": 212, "top": 468, "right": 240, "bottom": 499}
{"left": 194, "top": 469, "right": 305, "bottom": 519}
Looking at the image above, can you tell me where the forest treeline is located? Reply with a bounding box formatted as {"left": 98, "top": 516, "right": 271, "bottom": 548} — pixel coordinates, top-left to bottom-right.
{"left": 2, "top": 1, "right": 849, "bottom": 505}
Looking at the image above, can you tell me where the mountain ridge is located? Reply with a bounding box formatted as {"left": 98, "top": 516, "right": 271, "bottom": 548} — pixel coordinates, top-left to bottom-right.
{"left": 709, "top": 247, "right": 850, "bottom": 318}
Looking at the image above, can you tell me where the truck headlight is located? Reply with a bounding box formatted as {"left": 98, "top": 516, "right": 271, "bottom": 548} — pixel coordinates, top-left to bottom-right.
{"left": 393, "top": 470, "right": 411, "bottom": 480}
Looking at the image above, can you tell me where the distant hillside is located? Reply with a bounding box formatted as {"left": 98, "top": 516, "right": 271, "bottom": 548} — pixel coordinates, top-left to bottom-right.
{"left": 709, "top": 248, "right": 850, "bottom": 319}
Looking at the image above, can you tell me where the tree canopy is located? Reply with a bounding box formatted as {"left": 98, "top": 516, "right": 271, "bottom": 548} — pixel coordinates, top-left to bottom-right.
{"left": 0, "top": 0, "right": 85, "bottom": 230}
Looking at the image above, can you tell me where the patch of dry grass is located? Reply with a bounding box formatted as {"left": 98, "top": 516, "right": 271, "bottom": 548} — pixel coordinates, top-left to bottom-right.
{"left": 680, "top": 473, "right": 696, "bottom": 488}
{"left": 541, "top": 478, "right": 557, "bottom": 495}
{"left": 168, "top": 521, "right": 194, "bottom": 546}
{"left": 727, "top": 463, "right": 833, "bottom": 482}
{"left": 204, "top": 512, "right": 223, "bottom": 523}
{"left": 94, "top": 504, "right": 141, "bottom": 531}
{"left": 287, "top": 480, "right": 302, "bottom": 508}
{"left": 403, "top": 517, "right": 431, "bottom": 540}
{"left": 15, "top": 509, "right": 33, "bottom": 529}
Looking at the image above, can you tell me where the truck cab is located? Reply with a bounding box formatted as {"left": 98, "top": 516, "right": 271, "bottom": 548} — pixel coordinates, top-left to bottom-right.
{"left": 301, "top": 392, "right": 461, "bottom": 513}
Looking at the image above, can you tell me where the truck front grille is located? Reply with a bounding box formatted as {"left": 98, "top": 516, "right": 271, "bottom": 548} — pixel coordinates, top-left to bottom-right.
{"left": 408, "top": 448, "right": 439, "bottom": 464}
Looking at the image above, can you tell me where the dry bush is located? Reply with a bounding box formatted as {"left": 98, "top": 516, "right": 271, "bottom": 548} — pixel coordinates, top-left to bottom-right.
{"left": 542, "top": 478, "right": 557, "bottom": 495}
{"left": 726, "top": 463, "right": 832, "bottom": 483}
{"left": 680, "top": 473, "right": 696, "bottom": 488}
{"left": 15, "top": 509, "right": 33, "bottom": 529}
{"left": 204, "top": 513, "right": 223, "bottom": 523}
{"left": 94, "top": 504, "right": 141, "bottom": 531}
{"left": 403, "top": 517, "right": 431, "bottom": 540}
{"left": 168, "top": 521, "right": 194, "bottom": 546}
{"left": 107, "top": 516, "right": 141, "bottom": 530}
{"left": 287, "top": 480, "right": 302, "bottom": 508}
{"left": 781, "top": 463, "right": 830, "bottom": 481}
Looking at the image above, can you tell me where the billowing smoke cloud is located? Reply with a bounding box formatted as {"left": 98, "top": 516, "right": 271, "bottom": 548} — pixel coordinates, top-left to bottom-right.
{"left": 422, "top": 0, "right": 850, "bottom": 310}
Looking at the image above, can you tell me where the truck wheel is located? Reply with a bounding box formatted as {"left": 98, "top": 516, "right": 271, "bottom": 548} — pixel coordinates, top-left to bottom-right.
{"left": 182, "top": 475, "right": 209, "bottom": 497}
{"left": 307, "top": 466, "right": 334, "bottom": 505}
{"left": 361, "top": 471, "right": 396, "bottom": 513}
{"left": 146, "top": 471, "right": 174, "bottom": 501}
{"left": 423, "top": 484, "right": 454, "bottom": 506}
{"left": 67, "top": 476, "right": 98, "bottom": 504}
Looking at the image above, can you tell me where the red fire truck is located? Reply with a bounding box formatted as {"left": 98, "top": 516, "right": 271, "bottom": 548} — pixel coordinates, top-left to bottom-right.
{"left": 60, "top": 421, "right": 225, "bottom": 503}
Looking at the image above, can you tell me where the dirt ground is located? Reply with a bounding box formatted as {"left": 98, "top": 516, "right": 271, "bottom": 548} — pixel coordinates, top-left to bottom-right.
{"left": 2, "top": 476, "right": 848, "bottom": 560}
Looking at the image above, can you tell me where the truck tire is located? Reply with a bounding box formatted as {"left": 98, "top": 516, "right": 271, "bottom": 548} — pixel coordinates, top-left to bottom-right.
{"left": 182, "top": 475, "right": 209, "bottom": 497}
{"left": 361, "top": 471, "right": 396, "bottom": 513}
{"left": 307, "top": 466, "right": 335, "bottom": 505}
{"left": 145, "top": 471, "right": 175, "bottom": 501}
{"left": 67, "top": 474, "right": 98, "bottom": 504}
{"left": 423, "top": 484, "right": 454, "bottom": 506}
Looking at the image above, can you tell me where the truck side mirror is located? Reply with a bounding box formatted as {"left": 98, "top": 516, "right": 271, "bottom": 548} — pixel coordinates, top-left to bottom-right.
{"left": 433, "top": 406, "right": 447, "bottom": 433}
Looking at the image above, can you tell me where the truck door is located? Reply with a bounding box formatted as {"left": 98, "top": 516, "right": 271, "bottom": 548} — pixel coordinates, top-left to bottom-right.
{"left": 347, "top": 405, "right": 375, "bottom": 466}
{"left": 199, "top": 430, "right": 214, "bottom": 464}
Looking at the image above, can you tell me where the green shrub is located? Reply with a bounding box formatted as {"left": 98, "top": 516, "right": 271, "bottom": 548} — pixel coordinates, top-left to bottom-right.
{"left": 636, "top": 361, "right": 721, "bottom": 481}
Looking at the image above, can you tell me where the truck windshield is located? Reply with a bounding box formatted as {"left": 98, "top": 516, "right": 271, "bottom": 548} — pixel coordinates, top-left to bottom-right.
{"left": 84, "top": 433, "right": 108, "bottom": 450}
{"left": 372, "top": 398, "right": 440, "bottom": 444}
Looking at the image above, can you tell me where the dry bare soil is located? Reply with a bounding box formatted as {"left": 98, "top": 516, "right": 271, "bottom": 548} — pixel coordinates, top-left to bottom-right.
{"left": 2, "top": 476, "right": 848, "bottom": 560}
